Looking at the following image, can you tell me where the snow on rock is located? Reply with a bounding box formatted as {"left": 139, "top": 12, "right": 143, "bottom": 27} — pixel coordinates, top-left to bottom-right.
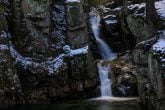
{"left": 9, "top": 42, "right": 66, "bottom": 75}
{"left": 162, "top": 31, "right": 165, "bottom": 35}
{"left": 158, "top": 30, "right": 165, "bottom": 36}
{"left": 155, "top": 0, "right": 165, "bottom": 18}
{"left": 151, "top": 33, "right": 165, "bottom": 67}
{"left": 47, "top": 54, "right": 65, "bottom": 75}
{"left": 103, "top": 15, "right": 116, "bottom": 19}
{"left": 0, "top": 31, "right": 8, "bottom": 38}
{"left": 65, "top": 0, "right": 80, "bottom": 3}
{"left": 127, "top": 3, "right": 145, "bottom": 10}
{"left": 161, "top": 58, "right": 165, "bottom": 62}
{"left": 3, "top": 42, "right": 88, "bottom": 75}
{"left": 127, "top": 3, "right": 146, "bottom": 17}
{"left": 70, "top": 46, "right": 88, "bottom": 56}
{"left": 64, "top": 45, "right": 88, "bottom": 57}
{"left": 105, "top": 20, "right": 118, "bottom": 24}
{"left": 126, "top": 0, "right": 165, "bottom": 19}
{"left": 152, "top": 38, "right": 165, "bottom": 53}
{"left": 0, "top": 44, "right": 9, "bottom": 50}
{"left": 113, "top": 7, "right": 122, "bottom": 11}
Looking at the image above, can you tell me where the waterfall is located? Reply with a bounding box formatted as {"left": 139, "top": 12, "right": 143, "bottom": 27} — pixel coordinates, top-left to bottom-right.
{"left": 97, "top": 62, "right": 112, "bottom": 96}
{"left": 90, "top": 10, "right": 116, "bottom": 97}
{"left": 90, "top": 11, "right": 116, "bottom": 60}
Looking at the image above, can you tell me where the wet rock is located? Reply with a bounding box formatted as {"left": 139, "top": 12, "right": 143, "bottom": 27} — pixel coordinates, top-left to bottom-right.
{"left": 109, "top": 54, "right": 138, "bottom": 97}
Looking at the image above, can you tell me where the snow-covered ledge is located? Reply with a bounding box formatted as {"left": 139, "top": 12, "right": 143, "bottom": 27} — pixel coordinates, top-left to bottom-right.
{"left": 63, "top": 45, "right": 88, "bottom": 57}
{"left": 9, "top": 42, "right": 66, "bottom": 75}
{"left": 8, "top": 43, "right": 89, "bottom": 75}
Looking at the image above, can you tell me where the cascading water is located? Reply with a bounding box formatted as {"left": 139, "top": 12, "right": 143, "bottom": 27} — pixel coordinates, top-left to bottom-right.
{"left": 97, "top": 62, "right": 112, "bottom": 96}
{"left": 90, "top": 10, "right": 116, "bottom": 97}
{"left": 90, "top": 10, "right": 116, "bottom": 60}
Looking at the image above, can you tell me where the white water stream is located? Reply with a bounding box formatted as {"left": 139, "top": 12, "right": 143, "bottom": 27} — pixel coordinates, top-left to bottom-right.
{"left": 90, "top": 11, "right": 116, "bottom": 59}
{"left": 90, "top": 10, "right": 116, "bottom": 97}
{"left": 97, "top": 62, "right": 112, "bottom": 96}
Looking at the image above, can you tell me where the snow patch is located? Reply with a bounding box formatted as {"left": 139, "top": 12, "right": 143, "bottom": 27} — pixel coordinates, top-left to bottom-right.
{"left": 0, "top": 45, "right": 9, "bottom": 50}
{"left": 103, "top": 15, "right": 116, "bottom": 19}
{"left": 161, "top": 58, "right": 165, "bottom": 62}
{"left": 155, "top": 0, "right": 165, "bottom": 18}
{"left": 65, "top": 0, "right": 80, "bottom": 3}
{"left": 70, "top": 46, "right": 88, "bottom": 55}
{"left": 152, "top": 38, "right": 165, "bottom": 53}
{"left": 113, "top": 7, "right": 122, "bottom": 11}
{"left": 127, "top": 3, "right": 145, "bottom": 10}
{"left": 105, "top": 20, "right": 118, "bottom": 24}
{"left": 64, "top": 46, "right": 88, "bottom": 57}
{"left": 127, "top": 3, "right": 146, "bottom": 17}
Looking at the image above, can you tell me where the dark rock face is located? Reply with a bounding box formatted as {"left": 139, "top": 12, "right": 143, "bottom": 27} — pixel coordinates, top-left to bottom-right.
{"left": 12, "top": 0, "right": 52, "bottom": 60}
{"left": 109, "top": 55, "right": 138, "bottom": 97}
{"left": 0, "top": 0, "right": 99, "bottom": 106}
{"left": 0, "top": 32, "right": 23, "bottom": 106}
{"left": 0, "top": 0, "right": 22, "bottom": 106}
{"left": 121, "top": 2, "right": 165, "bottom": 109}
{"left": 133, "top": 36, "right": 165, "bottom": 110}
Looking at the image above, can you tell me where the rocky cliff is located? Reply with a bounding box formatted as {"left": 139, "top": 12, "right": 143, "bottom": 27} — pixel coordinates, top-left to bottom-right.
{"left": 0, "top": 0, "right": 99, "bottom": 106}
{"left": 0, "top": 0, "right": 165, "bottom": 110}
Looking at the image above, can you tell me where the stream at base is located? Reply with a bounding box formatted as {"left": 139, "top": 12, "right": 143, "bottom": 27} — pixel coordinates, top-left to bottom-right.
{"left": 5, "top": 99, "right": 143, "bottom": 110}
